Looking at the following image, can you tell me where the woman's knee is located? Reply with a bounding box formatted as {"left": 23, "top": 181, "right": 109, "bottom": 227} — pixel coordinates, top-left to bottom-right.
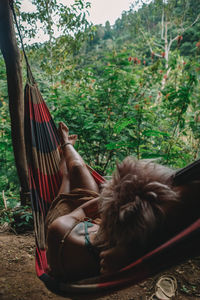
{"left": 68, "top": 159, "right": 99, "bottom": 192}
{"left": 68, "top": 160, "right": 85, "bottom": 174}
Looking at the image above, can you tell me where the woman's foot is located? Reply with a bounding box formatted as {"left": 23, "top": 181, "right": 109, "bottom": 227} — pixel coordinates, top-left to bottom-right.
{"left": 59, "top": 122, "right": 78, "bottom": 146}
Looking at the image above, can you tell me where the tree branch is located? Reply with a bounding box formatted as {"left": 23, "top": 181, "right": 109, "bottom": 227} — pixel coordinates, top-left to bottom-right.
{"left": 153, "top": 41, "right": 165, "bottom": 50}
{"left": 161, "top": 7, "right": 164, "bottom": 40}
{"left": 140, "top": 29, "right": 162, "bottom": 58}
{"left": 168, "top": 13, "right": 200, "bottom": 51}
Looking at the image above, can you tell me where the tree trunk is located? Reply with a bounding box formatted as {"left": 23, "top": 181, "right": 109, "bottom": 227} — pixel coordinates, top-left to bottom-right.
{"left": 0, "top": 0, "right": 30, "bottom": 205}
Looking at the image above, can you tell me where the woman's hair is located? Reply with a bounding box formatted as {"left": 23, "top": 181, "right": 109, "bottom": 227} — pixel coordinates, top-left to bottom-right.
{"left": 97, "top": 157, "right": 179, "bottom": 252}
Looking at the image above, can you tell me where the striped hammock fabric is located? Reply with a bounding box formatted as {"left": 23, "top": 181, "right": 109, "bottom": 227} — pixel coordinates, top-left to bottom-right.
{"left": 24, "top": 82, "right": 200, "bottom": 295}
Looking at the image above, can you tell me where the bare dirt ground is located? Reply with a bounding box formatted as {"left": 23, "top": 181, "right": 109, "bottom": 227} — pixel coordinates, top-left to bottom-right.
{"left": 0, "top": 231, "right": 200, "bottom": 300}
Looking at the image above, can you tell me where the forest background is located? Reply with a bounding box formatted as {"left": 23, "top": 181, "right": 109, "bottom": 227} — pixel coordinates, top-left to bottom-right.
{"left": 0, "top": 0, "right": 200, "bottom": 221}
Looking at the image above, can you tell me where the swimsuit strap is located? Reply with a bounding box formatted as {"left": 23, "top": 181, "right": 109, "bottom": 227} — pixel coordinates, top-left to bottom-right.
{"left": 58, "top": 219, "right": 81, "bottom": 277}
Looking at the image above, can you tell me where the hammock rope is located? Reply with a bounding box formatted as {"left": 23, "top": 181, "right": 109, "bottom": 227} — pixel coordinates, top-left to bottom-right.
{"left": 10, "top": 2, "right": 200, "bottom": 295}
{"left": 9, "top": 0, "right": 35, "bottom": 84}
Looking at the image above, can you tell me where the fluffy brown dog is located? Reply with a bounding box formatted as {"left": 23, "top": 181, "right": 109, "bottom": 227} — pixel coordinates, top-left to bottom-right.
{"left": 95, "top": 157, "right": 180, "bottom": 257}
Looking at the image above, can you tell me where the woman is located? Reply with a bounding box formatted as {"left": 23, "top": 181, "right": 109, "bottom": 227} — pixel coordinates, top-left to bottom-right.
{"left": 46, "top": 122, "right": 200, "bottom": 282}
{"left": 46, "top": 122, "right": 101, "bottom": 281}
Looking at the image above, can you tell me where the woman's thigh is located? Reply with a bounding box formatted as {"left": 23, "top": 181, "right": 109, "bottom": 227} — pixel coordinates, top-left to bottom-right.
{"left": 69, "top": 161, "right": 99, "bottom": 193}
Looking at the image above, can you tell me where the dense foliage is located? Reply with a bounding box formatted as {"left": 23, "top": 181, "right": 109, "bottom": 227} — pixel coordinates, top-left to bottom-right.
{"left": 0, "top": 0, "right": 200, "bottom": 209}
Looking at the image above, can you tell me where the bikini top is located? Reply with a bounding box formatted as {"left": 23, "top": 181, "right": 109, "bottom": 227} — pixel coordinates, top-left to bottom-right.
{"left": 84, "top": 218, "right": 100, "bottom": 261}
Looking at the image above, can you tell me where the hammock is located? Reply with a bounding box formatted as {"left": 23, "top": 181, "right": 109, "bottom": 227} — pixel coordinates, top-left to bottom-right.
{"left": 10, "top": 2, "right": 200, "bottom": 295}
{"left": 23, "top": 81, "right": 200, "bottom": 295}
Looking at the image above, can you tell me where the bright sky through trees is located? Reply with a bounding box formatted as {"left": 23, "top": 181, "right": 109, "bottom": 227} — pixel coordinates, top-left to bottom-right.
{"left": 20, "top": 0, "right": 153, "bottom": 43}
{"left": 21, "top": 0, "right": 133, "bottom": 25}
{"left": 86, "top": 0, "right": 133, "bottom": 25}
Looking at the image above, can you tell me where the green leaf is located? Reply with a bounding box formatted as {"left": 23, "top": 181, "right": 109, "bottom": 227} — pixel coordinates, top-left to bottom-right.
{"left": 142, "top": 130, "right": 169, "bottom": 137}
{"left": 114, "top": 118, "right": 137, "bottom": 134}
{"left": 141, "top": 153, "right": 168, "bottom": 159}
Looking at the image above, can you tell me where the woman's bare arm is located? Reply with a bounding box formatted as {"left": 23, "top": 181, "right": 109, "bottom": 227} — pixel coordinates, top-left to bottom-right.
{"left": 71, "top": 197, "right": 100, "bottom": 219}
{"left": 48, "top": 197, "right": 100, "bottom": 243}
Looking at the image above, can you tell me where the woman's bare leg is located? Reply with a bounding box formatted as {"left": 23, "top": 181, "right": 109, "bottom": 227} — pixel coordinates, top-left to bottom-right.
{"left": 59, "top": 122, "right": 99, "bottom": 193}
{"left": 57, "top": 155, "right": 70, "bottom": 194}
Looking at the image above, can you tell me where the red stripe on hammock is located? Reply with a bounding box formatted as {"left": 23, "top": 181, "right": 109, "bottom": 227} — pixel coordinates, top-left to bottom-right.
{"left": 29, "top": 101, "right": 52, "bottom": 123}
{"left": 86, "top": 165, "right": 105, "bottom": 184}
{"left": 92, "top": 170, "right": 105, "bottom": 184}
{"left": 35, "top": 248, "right": 48, "bottom": 277}
{"left": 36, "top": 169, "right": 61, "bottom": 204}
{"left": 29, "top": 166, "right": 61, "bottom": 204}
